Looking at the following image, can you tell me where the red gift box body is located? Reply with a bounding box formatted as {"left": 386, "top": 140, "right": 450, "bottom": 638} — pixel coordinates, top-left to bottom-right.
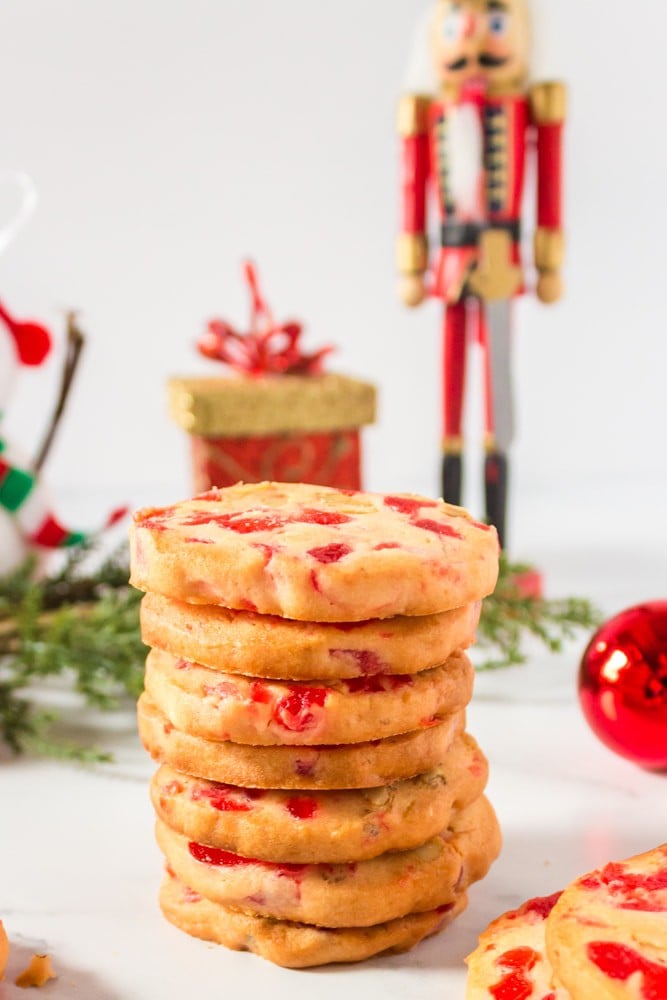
{"left": 190, "top": 428, "right": 363, "bottom": 492}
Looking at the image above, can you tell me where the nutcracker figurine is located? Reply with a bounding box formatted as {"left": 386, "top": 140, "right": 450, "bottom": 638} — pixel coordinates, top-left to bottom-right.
{"left": 397, "top": 0, "right": 565, "bottom": 547}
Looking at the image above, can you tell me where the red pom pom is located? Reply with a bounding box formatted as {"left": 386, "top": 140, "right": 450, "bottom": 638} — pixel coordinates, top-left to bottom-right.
{"left": 12, "top": 320, "right": 52, "bottom": 366}
{"left": 578, "top": 601, "right": 667, "bottom": 770}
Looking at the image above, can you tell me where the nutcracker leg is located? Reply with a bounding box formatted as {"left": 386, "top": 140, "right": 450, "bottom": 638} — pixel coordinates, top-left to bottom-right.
{"left": 441, "top": 300, "right": 467, "bottom": 505}
{"left": 480, "top": 300, "right": 513, "bottom": 548}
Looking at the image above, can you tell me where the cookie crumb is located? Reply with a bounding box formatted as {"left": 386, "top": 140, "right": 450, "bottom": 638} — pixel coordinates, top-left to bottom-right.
{"left": 15, "top": 954, "right": 56, "bottom": 989}
{"left": 0, "top": 919, "right": 8, "bottom": 979}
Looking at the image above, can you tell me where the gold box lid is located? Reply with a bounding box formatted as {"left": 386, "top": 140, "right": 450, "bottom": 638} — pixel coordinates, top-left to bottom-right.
{"left": 168, "top": 372, "right": 377, "bottom": 438}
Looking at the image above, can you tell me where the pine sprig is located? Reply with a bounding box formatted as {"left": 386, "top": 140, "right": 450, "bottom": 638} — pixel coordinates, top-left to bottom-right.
{"left": 476, "top": 554, "right": 602, "bottom": 671}
{"left": 0, "top": 544, "right": 145, "bottom": 760}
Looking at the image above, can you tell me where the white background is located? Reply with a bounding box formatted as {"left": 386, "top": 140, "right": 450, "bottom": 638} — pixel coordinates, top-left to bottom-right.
{"left": 2, "top": 0, "right": 666, "bottom": 555}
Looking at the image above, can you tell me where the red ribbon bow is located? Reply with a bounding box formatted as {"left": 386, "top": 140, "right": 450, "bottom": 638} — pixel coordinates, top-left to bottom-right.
{"left": 198, "top": 262, "right": 333, "bottom": 376}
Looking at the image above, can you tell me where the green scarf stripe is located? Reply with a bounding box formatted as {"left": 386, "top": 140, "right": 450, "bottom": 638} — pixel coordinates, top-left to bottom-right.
{"left": 64, "top": 531, "right": 86, "bottom": 547}
{"left": 0, "top": 466, "right": 36, "bottom": 513}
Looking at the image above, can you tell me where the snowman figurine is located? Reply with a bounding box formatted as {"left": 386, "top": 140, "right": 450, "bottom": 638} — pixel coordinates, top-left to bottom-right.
{"left": 0, "top": 175, "right": 124, "bottom": 574}
{"left": 0, "top": 303, "right": 94, "bottom": 573}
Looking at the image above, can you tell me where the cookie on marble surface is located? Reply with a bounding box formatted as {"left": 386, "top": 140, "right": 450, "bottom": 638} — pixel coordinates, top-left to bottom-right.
{"left": 141, "top": 591, "right": 481, "bottom": 681}
{"left": 130, "top": 481, "right": 498, "bottom": 621}
{"left": 143, "top": 647, "right": 474, "bottom": 746}
{"left": 465, "top": 892, "right": 571, "bottom": 999}
{"left": 150, "top": 732, "right": 488, "bottom": 864}
{"left": 155, "top": 795, "right": 501, "bottom": 928}
{"left": 545, "top": 844, "right": 667, "bottom": 1000}
{"left": 160, "top": 871, "right": 468, "bottom": 967}
{"left": 137, "top": 692, "right": 465, "bottom": 789}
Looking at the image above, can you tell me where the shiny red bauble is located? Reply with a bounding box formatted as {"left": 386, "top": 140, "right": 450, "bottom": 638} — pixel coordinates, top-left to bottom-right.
{"left": 578, "top": 601, "right": 667, "bottom": 770}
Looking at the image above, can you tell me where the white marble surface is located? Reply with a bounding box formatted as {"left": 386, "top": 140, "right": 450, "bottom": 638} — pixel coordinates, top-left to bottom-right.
{"left": 1, "top": 540, "right": 666, "bottom": 1000}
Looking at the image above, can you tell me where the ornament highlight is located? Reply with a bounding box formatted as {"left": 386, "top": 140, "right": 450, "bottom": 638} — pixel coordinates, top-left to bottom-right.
{"left": 578, "top": 602, "right": 667, "bottom": 770}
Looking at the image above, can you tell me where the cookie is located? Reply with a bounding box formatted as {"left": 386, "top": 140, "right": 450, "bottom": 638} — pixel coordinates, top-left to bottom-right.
{"left": 150, "top": 732, "right": 488, "bottom": 864}
{"left": 130, "top": 482, "right": 498, "bottom": 621}
{"left": 143, "top": 647, "right": 474, "bottom": 746}
{"left": 155, "top": 795, "right": 501, "bottom": 928}
{"left": 137, "top": 693, "right": 465, "bottom": 789}
{"left": 160, "top": 871, "right": 468, "bottom": 967}
{"left": 546, "top": 844, "right": 667, "bottom": 1000}
{"left": 141, "top": 591, "right": 481, "bottom": 681}
{"left": 465, "top": 892, "right": 570, "bottom": 999}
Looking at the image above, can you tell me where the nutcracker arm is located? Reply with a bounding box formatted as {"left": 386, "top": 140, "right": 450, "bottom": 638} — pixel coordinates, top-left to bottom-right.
{"left": 397, "top": 94, "right": 431, "bottom": 278}
{"left": 530, "top": 81, "right": 567, "bottom": 303}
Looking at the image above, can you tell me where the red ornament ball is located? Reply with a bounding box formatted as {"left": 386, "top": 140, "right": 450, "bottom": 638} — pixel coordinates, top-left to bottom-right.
{"left": 579, "top": 601, "right": 667, "bottom": 770}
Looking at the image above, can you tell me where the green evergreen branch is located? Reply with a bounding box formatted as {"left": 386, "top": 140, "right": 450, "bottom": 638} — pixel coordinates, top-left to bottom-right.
{"left": 476, "top": 554, "right": 602, "bottom": 671}
{"left": 0, "top": 544, "right": 145, "bottom": 761}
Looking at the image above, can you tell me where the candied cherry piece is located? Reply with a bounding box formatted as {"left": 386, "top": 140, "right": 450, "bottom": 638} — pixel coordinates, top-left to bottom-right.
{"left": 274, "top": 688, "right": 328, "bottom": 732}
{"left": 384, "top": 495, "right": 437, "bottom": 515}
{"left": 285, "top": 797, "right": 318, "bottom": 820}
{"left": 490, "top": 947, "right": 540, "bottom": 1000}
{"left": 412, "top": 517, "right": 463, "bottom": 540}
{"left": 308, "top": 543, "right": 352, "bottom": 564}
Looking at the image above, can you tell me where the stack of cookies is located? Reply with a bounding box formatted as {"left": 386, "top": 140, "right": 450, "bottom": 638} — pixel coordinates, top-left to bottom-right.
{"left": 130, "top": 482, "right": 502, "bottom": 968}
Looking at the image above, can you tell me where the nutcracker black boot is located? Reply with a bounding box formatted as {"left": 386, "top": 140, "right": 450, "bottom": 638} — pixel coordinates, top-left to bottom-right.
{"left": 484, "top": 451, "right": 508, "bottom": 549}
{"left": 441, "top": 452, "right": 463, "bottom": 507}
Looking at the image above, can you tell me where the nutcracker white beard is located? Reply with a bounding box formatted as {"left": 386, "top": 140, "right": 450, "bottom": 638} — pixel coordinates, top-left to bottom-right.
{"left": 446, "top": 104, "right": 485, "bottom": 221}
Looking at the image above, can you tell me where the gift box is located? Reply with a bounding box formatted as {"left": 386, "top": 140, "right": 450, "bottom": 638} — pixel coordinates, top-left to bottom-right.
{"left": 168, "top": 263, "right": 377, "bottom": 492}
{"left": 168, "top": 372, "right": 376, "bottom": 491}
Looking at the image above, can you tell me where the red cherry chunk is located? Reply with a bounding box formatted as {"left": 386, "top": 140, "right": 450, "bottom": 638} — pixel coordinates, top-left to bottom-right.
{"left": 285, "top": 797, "right": 318, "bottom": 820}
{"left": 250, "top": 681, "right": 272, "bottom": 705}
{"left": 294, "top": 757, "right": 316, "bottom": 776}
{"left": 191, "top": 784, "right": 253, "bottom": 812}
{"left": 181, "top": 511, "right": 287, "bottom": 532}
{"left": 384, "top": 495, "right": 437, "bottom": 515}
{"left": 139, "top": 507, "right": 177, "bottom": 530}
{"left": 308, "top": 543, "right": 352, "bottom": 564}
{"left": 490, "top": 947, "right": 540, "bottom": 1000}
{"left": 510, "top": 892, "right": 562, "bottom": 921}
{"left": 412, "top": 518, "right": 463, "bottom": 539}
{"left": 496, "top": 948, "right": 539, "bottom": 972}
{"left": 274, "top": 687, "right": 328, "bottom": 732}
{"left": 329, "top": 648, "right": 385, "bottom": 675}
{"left": 188, "top": 841, "right": 305, "bottom": 877}
{"left": 189, "top": 842, "right": 255, "bottom": 867}
{"left": 581, "top": 861, "right": 667, "bottom": 911}
{"left": 342, "top": 674, "right": 412, "bottom": 694}
{"left": 587, "top": 942, "right": 667, "bottom": 998}
{"left": 297, "top": 508, "right": 351, "bottom": 526}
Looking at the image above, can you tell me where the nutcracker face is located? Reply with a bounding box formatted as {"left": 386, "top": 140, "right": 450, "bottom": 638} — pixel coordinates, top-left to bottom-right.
{"left": 431, "top": 0, "right": 529, "bottom": 93}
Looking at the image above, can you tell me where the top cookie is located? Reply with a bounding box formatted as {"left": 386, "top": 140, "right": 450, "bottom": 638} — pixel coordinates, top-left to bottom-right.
{"left": 130, "top": 482, "right": 498, "bottom": 621}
